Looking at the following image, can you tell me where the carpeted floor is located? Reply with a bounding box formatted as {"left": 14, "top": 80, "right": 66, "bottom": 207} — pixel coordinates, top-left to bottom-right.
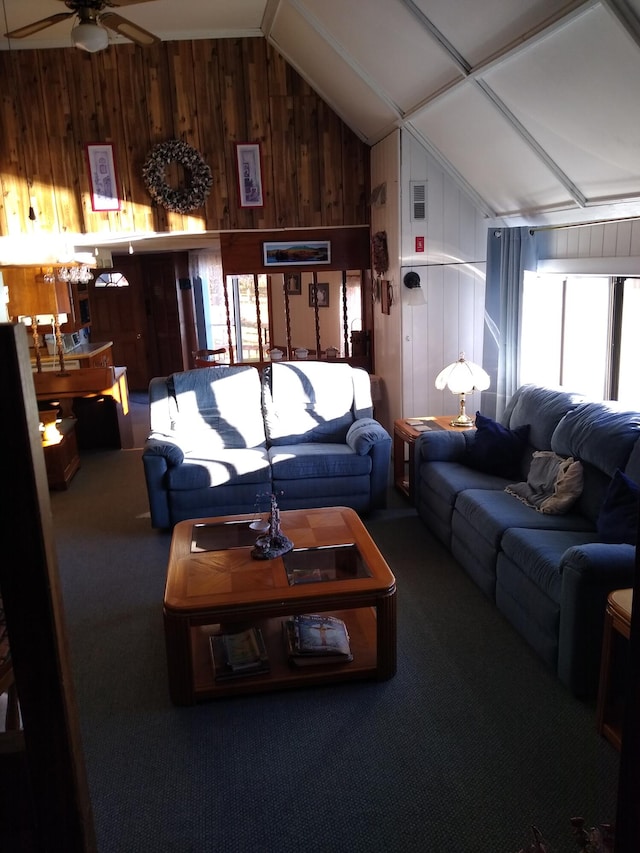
{"left": 47, "top": 405, "right": 620, "bottom": 853}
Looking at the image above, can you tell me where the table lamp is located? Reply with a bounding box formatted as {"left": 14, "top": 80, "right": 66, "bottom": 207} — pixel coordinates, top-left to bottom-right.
{"left": 435, "top": 352, "right": 490, "bottom": 427}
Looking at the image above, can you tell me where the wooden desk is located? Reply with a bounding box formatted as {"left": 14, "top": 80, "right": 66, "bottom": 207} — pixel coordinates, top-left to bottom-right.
{"left": 33, "top": 366, "right": 134, "bottom": 450}
{"left": 393, "top": 416, "right": 475, "bottom": 500}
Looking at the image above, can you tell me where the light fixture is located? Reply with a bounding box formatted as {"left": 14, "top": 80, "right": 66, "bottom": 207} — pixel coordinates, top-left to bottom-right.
{"left": 435, "top": 352, "right": 490, "bottom": 427}
{"left": 71, "top": 10, "right": 109, "bottom": 53}
{"left": 403, "top": 271, "right": 426, "bottom": 306}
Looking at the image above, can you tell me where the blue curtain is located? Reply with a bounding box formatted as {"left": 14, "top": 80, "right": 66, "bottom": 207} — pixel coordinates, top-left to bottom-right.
{"left": 481, "top": 226, "right": 538, "bottom": 421}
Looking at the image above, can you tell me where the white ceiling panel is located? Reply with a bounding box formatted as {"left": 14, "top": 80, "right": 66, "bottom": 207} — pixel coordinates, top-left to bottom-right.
{"left": 270, "top": 2, "right": 399, "bottom": 142}
{"left": 296, "top": 0, "right": 463, "bottom": 113}
{"left": 483, "top": 5, "right": 640, "bottom": 201}
{"left": 412, "top": 0, "right": 579, "bottom": 67}
{"left": 410, "top": 85, "right": 575, "bottom": 216}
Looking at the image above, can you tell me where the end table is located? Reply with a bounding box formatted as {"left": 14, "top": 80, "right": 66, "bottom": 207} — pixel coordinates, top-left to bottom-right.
{"left": 42, "top": 418, "right": 81, "bottom": 490}
{"left": 393, "top": 416, "right": 474, "bottom": 501}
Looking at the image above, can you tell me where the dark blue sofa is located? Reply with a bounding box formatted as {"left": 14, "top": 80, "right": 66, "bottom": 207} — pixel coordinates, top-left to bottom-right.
{"left": 414, "top": 384, "right": 640, "bottom": 697}
{"left": 142, "top": 361, "right": 391, "bottom": 529}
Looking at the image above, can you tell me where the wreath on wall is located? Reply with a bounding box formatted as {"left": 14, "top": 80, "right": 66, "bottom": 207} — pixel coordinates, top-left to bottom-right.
{"left": 142, "top": 139, "right": 213, "bottom": 214}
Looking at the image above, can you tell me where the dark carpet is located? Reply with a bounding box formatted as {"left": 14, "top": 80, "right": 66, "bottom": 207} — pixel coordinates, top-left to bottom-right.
{"left": 48, "top": 404, "right": 619, "bottom": 853}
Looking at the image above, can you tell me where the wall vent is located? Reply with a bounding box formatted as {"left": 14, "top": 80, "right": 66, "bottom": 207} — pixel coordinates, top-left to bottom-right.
{"left": 411, "top": 181, "right": 427, "bottom": 221}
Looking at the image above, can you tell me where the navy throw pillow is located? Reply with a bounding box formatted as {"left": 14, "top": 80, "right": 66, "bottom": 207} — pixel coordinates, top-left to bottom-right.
{"left": 597, "top": 469, "right": 639, "bottom": 545}
{"left": 463, "top": 412, "right": 530, "bottom": 480}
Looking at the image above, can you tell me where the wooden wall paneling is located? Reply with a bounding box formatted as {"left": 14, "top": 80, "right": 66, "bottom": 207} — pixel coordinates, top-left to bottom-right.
{"left": 116, "top": 46, "right": 155, "bottom": 234}
{"left": 219, "top": 39, "right": 250, "bottom": 228}
{"left": 33, "top": 51, "right": 83, "bottom": 235}
{"left": 293, "top": 75, "right": 321, "bottom": 226}
{"left": 319, "top": 100, "right": 345, "bottom": 227}
{"left": 0, "top": 53, "right": 36, "bottom": 236}
{"left": 63, "top": 50, "right": 100, "bottom": 232}
{"left": 244, "top": 38, "right": 273, "bottom": 228}
{"left": 267, "top": 46, "right": 297, "bottom": 227}
{"left": 167, "top": 40, "right": 204, "bottom": 233}
{"left": 343, "top": 123, "right": 370, "bottom": 225}
{"left": 192, "top": 40, "right": 231, "bottom": 231}
{"left": 221, "top": 226, "right": 370, "bottom": 275}
{"left": 142, "top": 42, "right": 174, "bottom": 234}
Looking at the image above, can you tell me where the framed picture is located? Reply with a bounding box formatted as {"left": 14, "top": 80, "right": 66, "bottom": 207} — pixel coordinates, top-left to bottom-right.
{"left": 236, "top": 143, "right": 264, "bottom": 208}
{"left": 263, "top": 240, "right": 331, "bottom": 267}
{"left": 86, "top": 143, "right": 120, "bottom": 212}
{"left": 285, "top": 273, "right": 302, "bottom": 295}
{"left": 309, "top": 282, "right": 330, "bottom": 308}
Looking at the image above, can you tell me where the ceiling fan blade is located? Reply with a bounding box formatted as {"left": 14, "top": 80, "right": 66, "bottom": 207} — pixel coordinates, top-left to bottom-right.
{"left": 4, "top": 13, "right": 73, "bottom": 39}
{"left": 104, "top": 0, "right": 160, "bottom": 6}
{"left": 99, "top": 12, "right": 159, "bottom": 47}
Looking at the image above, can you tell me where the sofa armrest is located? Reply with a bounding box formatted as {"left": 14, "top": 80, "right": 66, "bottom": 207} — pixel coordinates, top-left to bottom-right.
{"left": 346, "top": 418, "right": 390, "bottom": 455}
{"left": 558, "top": 542, "right": 636, "bottom": 696}
{"left": 414, "top": 429, "right": 469, "bottom": 463}
{"left": 143, "top": 433, "right": 186, "bottom": 466}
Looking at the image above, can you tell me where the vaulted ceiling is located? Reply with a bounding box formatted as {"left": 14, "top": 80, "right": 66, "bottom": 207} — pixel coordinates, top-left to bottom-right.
{"left": 2, "top": 0, "right": 640, "bottom": 227}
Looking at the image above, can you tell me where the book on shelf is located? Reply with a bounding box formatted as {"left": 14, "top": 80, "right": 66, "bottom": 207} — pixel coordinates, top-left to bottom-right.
{"left": 210, "top": 627, "right": 270, "bottom": 680}
{"left": 282, "top": 614, "right": 353, "bottom": 667}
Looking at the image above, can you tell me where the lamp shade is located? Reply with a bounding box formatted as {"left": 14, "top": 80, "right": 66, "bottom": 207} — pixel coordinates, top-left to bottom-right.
{"left": 435, "top": 353, "right": 490, "bottom": 394}
{"left": 435, "top": 353, "right": 490, "bottom": 427}
{"left": 71, "top": 21, "right": 109, "bottom": 52}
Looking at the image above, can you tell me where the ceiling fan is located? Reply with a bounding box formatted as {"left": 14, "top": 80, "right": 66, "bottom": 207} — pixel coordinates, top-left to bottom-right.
{"left": 4, "top": 0, "right": 160, "bottom": 53}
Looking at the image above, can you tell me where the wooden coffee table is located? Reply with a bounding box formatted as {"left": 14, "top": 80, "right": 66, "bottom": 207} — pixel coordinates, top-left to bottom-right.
{"left": 163, "top": 506, "right": 397, "bottom": 705}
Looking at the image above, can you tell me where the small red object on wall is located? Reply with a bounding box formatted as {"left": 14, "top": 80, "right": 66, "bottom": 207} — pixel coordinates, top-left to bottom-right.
{"left": 415, "top": 236, "right": 425, "bottom": 252}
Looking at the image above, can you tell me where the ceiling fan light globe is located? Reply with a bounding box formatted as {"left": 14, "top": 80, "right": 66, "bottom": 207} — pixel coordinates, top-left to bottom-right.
{"left": 71, "top": 22, "right": 109, "bottom": 53}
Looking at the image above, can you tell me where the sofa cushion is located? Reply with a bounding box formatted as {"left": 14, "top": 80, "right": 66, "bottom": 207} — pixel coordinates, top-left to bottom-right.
{"left": 169, "top": 366, "right": 266, "bottom": 450}
{"left": 551, "top": 401, "right": 640, "bottom": 476}
{"left": 503, "top": 384, "right": 585, "bottom": 449}
{"left": 596, "top": 468, "right": 640, "bottom": 545}
{"left": 269, "top": 444, "right": 372, "bottom": 480}
{"left": 454, "top": 488, "right": 594, "bottom": 549}
{"left": 462, "top": 412, "right": 529, "bottom": 479}
{"left": 166, "top": 447, "right": 271, "bottom": 490}
{"left": 505, "top": 451, "right": 583, "bottom": 515}
{"left": 262, "top": 362, "right": 356, "bottom": 445}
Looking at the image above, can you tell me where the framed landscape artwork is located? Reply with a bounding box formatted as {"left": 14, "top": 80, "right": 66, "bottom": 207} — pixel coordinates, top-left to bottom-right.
{"left": 263, "top": 240, "right": 331, "bottom": 267}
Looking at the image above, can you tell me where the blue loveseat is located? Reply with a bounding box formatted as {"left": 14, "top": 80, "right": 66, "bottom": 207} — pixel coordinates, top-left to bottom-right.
{"left": 414, "top": 384, "right": 640, "bottom": 697}
{"left": 142, "top": 361, "right": 391, "bottom": 529}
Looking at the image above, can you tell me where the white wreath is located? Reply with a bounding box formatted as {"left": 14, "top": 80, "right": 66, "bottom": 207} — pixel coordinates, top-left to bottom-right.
{"left": 142, "top": 140, "right": 213, "bottom": 214}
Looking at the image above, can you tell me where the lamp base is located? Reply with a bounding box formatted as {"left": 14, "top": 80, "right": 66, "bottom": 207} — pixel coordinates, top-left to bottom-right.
{"left": 449, "top": 414, "right": 475, "bottom": 428}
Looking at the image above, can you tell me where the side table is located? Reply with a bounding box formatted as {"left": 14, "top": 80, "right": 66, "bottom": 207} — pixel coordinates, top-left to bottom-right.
{"left": 393, "top": 416, "right": 474, "bottom": 501}
{"left": 596, "top": 587, "right": 633, "bottom": 750}
{"left": 42, "top": 418, "right": 81, "bottom": 490}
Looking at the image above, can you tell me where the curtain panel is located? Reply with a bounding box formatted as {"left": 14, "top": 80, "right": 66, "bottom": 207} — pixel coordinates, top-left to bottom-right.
{"left": 481, "top": 226, "right": 538, "bottom": 420}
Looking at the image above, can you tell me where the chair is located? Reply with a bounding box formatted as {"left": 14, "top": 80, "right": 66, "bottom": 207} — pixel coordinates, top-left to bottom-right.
{"left": 192, "top": 348, "right": 227, "bottom": 368}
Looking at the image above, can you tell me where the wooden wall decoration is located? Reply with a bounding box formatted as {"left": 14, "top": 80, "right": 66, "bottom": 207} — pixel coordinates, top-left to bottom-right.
{"left": 0, "top": 38, "right": 370, "bottom": 242}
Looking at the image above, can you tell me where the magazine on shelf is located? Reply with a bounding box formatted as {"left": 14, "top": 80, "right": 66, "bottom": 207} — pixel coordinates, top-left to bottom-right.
{"left": 210, "top": 627, "right": 270, "bottom": 680}
{"left": 282, "top": 614, "right": 353, "bottom": 666}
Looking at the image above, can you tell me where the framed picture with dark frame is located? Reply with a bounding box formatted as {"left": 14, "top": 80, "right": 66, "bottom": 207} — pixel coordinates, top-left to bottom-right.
{"left": 309, "top": 282, "right": 330, "bottom": 308}
{"left": 285, "top": 273, "right": 302, "bottom": 295}
{"left": 235, "top": 143, "right": 264, "bottom": 208}
{"left": 86, "top": 143, "right": 120, "bottom": 212}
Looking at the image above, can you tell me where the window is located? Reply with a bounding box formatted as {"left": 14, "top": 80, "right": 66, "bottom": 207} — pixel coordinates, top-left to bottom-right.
{"left": 520, "top": 274, "right": 640, "bottom": 405}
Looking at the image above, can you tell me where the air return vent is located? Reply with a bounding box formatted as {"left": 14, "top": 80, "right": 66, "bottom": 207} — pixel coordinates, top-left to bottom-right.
{"left": 410, "top": 181, "right": 427, "bottom": 221}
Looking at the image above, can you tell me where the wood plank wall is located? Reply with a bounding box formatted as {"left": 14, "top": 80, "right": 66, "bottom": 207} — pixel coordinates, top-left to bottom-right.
{"left": 0, "top": 38, "right": 370, "bottom": 240}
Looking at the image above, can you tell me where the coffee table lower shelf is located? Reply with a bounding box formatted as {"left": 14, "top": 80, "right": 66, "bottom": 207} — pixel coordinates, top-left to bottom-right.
{"left": 191, "top": 607, "right": 381, "bottom": 700}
